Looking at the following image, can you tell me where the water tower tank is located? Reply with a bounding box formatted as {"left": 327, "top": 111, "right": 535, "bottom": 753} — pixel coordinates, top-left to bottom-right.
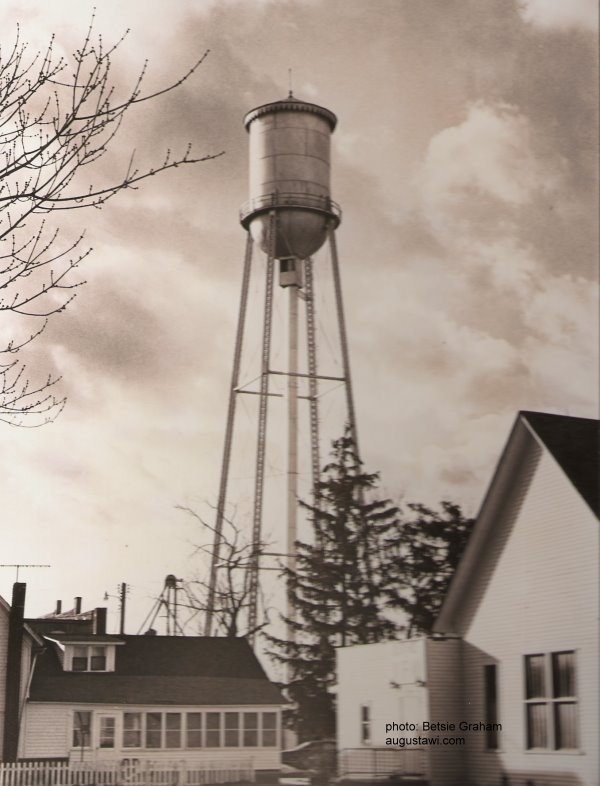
{"left": 240, "top": 96, "right": 341, "bottom": 260}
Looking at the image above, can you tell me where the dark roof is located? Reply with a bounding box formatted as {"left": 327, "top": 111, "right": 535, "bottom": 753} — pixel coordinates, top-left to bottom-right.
{"left": 29, "top": 675, "right": 282, "bottom": 705}
{"left": 29, "top": 635, "right": 283, "bottom": 706}
{"left": 27, "top": 617, "right": 95, "bottom": 636}
{"left": 522, "top": 411, "right": 599, "bottom": 516}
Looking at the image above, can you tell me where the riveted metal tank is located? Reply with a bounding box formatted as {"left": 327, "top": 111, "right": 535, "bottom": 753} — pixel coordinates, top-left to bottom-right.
{"left": 240, "top": 96, "right": 341, "bottom": 260}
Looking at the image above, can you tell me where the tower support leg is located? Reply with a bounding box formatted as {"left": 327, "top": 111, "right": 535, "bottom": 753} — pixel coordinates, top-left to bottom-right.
{"left": 205, "top": 235, "right": 253, "bottom": 636}
{"left": 329, "top": 226, "right": 360, "bottom": 457}
{"left": 247, "top": 213, "right": 276, "bottom": 638}
{"left": 304, "top": 257, "right": 321, "bottom": 500}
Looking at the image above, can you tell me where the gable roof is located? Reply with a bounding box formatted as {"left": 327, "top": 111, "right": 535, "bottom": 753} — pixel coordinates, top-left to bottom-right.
{"left": 434, "top": 410, "right": 599, "bottom": 635}
{"left": 29, "top": 634, "right": 283, "bottom": 706}
{"left": 521, "top": 411, "right": 599, "bottom": 516}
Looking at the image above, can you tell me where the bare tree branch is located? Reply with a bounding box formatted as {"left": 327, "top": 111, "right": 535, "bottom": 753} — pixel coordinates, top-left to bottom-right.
{"left": 0, "top": 17, "right": 222, "bottom": 425}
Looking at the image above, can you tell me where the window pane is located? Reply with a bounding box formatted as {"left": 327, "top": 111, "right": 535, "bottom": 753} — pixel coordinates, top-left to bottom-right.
{"left": 555, "top": 702, "right": 578, "bottom": 749}
{"left": 187, "top": 713, "right": 202, "bottom": 748}
{"left": 72, "top": 646, "right": 88, "bottom": 672}
{"left": 525, "top": 655, "right": 546, "bottom": 699}
{"left": 526, "top": 703, "right": 548, "bottom": 749}
{"left": 73, "top": 712, "right": 92, "bottom": 748}
{"left": 90, "top": 646, "right": 106, "bottom": 671}
{"left": 165, "top": 713, "right": 181, "bottom": 748}
{"left": 99, "top": 717, "right": 115, "bottom": 749}
{"left": 225, "top": 712, "right": 239, "bottom": 747}
{"left": 552, "top": 652, "right": 576, "bottom": 698}
{"left": 124, "top": 713, "right": 142, "bottom": 748}
{"left": 262, "top": 712, "right": 277, "bottom": 747}
{"left": 146, "top": 713, "right": 162, "bottom": 748}
{"left": 243, "top": 713, "right": 258, "bottom": 747}
{"left": 206, "top": 712, "right": 221, "bottom": 747}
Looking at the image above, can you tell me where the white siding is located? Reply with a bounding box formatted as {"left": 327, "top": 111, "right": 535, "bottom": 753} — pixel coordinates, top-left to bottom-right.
{"left": 21, "top": 704, "right": 281, "bottom": 770}
{"left": 20, "top": 704, "right": 69, "bottom": 758}
{"left": 459, "top": 445, "right": 599, "bottom": 786}
{"left": 336, "top": 639, "right": 428, "bottom": 749}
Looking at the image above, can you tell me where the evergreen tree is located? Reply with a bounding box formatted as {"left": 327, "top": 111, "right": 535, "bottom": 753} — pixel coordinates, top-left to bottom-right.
{"left": 384, "top": 500, "right": 474, "bottom": 636}
{"left": 265, "top": 429, "right": 399, "bottom": 740}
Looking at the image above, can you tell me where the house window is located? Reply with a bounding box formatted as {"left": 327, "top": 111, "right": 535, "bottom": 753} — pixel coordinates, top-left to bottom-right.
{"left": 484, "top": 664, "right": 499, "bottom": 749}
{"left": 73, "top": 711, "right": 92, "bottom": 748}
{"left": 524, "top": 651, "right": 578, "bottom": 750}
{"left": 123, "top": 713, "right": 142, "bottom": 748}
{"left": 187, "top": 713, "right": 202, "bottom": 748}
{"left": 243, "top": 712, "right": 259, "bottom": 747}
{"left": 165, "top": 713, "right": 181, "bottom": 748}
{"left": 69, "top": 644, "right": 110, "bottom": 672}
{"left": 262, "top": 712, "right": 277, "bottom": 747}
{"left": 90, "top": 646, "right": 107, "bottom": 671}
{"left": 72, "top": 646, "right": 88, "bottom": 672}
{"left": 145, "top": 713, "right": 162, "bottom": 748}
{"left": 206, "top": 712, "right": 221, "bottom": 747}
{"left": 225, "top": 712, "right": 240, "bottom": 747}
{"left": 99, "top": 716, "right": 116, "bottom": 749}
{"left": 360, "top": 705, "right": 371, "bottom": 745}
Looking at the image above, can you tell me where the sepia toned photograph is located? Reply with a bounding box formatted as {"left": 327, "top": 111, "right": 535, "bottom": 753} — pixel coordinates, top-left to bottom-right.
{"left": 0, "top": 2, "right": 597, "bottom": 785}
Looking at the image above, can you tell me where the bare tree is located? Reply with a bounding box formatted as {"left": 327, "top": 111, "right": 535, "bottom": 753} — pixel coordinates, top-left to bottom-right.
{"left": 0, "top": 17, "right": 222, "bottom": 425}
{"left": 177, "top": 505, "right": 270, "bottom": 638}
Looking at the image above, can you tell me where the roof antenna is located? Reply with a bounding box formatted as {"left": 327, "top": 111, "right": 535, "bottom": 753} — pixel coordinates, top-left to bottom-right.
{"left": 288, "top": 68, "right": 293, "bottom": 99}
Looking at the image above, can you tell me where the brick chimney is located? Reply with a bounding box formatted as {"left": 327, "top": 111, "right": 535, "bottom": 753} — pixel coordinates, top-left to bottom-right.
{"left": 92, "top": 607, "right": 107, "bottom": 635}
{"left": 3, "top": 583, "right": 26, "bottom": 761}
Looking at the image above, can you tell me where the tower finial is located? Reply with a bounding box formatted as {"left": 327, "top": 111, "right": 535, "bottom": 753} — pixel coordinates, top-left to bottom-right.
{"left": 288, "top": 68, "right": 293, "bottom": 99}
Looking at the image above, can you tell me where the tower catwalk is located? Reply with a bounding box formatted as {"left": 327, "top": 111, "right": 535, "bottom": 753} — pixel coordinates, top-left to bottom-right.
{"left": 205, "top": 94, "right": 359, "bottom": 637}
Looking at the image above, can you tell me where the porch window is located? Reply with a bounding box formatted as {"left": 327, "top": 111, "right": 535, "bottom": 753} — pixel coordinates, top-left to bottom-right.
{"left": 225, "top": 712, "right": 240, "bottom": 747}
{"left": 123, "top": 713, "right": 142, "bottom": 748}
{"left": 262, "top": 712, "right": 277, "bottom": 747}
{"left": 243, "top": 712, "right": 259, "bottom": 747}
{"left": 187, "top": 713, "right": 202, "bottom": 748}
{"left": 206, "top": 712, "right": 221, "bottom": 747}
{"left": 165, "top": 713, "right": 182, "bottom": 748}
{"left": 524, "top": 651, "right": 578, "bottom": 750}
{"left": 145, "top": 713, "right": 162, "bottom": 748}
{"left": 72, "top": 711, "right": 92, "bottom": 748}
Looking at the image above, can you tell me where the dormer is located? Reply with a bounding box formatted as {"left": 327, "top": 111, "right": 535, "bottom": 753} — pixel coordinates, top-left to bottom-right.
{"left": 44, "top": 635, "right": 124, "bottom": 673}
{"left": 67, "top": 642, "right": 115, "bottom": 672}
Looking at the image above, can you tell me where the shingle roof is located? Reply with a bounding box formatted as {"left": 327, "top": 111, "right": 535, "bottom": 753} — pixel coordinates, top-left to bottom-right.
{"left": 29, "top": 635, "right": 283, "bottom": 706}
{"left": 28, "top": 675, "right": 282, "bottom": 705}
{"left": 522, "top": 411, "right": 599, "bottom": 516}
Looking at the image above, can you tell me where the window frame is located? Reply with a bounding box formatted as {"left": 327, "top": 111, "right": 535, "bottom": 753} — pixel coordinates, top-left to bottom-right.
{"left": 72, "top": 711, "right": 93, "bottom": 750}
{"left": 524, "top": 650, "right": 579, "bottom": 751}
{"left": 66, "top": 643, "right": 115, "bottom": 672}
{"left": 360, "top": 704, "right": 371, "bottom": 746}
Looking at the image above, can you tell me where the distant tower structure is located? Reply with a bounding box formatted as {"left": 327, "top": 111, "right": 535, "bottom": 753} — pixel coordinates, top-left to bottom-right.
{"left": 205, "top": 94, "right": 359, "bottom": 637}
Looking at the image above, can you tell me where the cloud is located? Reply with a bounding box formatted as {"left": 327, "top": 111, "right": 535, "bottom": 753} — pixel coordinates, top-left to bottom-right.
{"left": 420, "top": 102, "right": 562, "bottom": 235}
{"left": 518, "top": 0, "right": 598, "bottom": 31}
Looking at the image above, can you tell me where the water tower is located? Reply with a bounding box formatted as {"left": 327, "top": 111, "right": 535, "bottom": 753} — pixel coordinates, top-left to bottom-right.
{"left": 205, "top": 94, "right": 359, "bottom": 636}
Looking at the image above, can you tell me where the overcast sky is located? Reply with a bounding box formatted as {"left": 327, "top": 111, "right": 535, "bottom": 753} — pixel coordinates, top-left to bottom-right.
{"left": 0, "top": 0, "right": 597, "bottom": 634}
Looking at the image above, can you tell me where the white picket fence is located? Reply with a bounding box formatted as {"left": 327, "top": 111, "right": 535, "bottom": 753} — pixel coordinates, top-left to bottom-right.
{"left": 0, "top": 760, "right": 255, "bottom": 786}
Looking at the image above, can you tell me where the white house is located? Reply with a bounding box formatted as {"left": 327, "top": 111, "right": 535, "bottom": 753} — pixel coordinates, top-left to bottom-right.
{"left": 1, "top": 590, "right": 284, "bottom": 775}
{"left": 337, "top": 411, "right": 599, "bottom": 786}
